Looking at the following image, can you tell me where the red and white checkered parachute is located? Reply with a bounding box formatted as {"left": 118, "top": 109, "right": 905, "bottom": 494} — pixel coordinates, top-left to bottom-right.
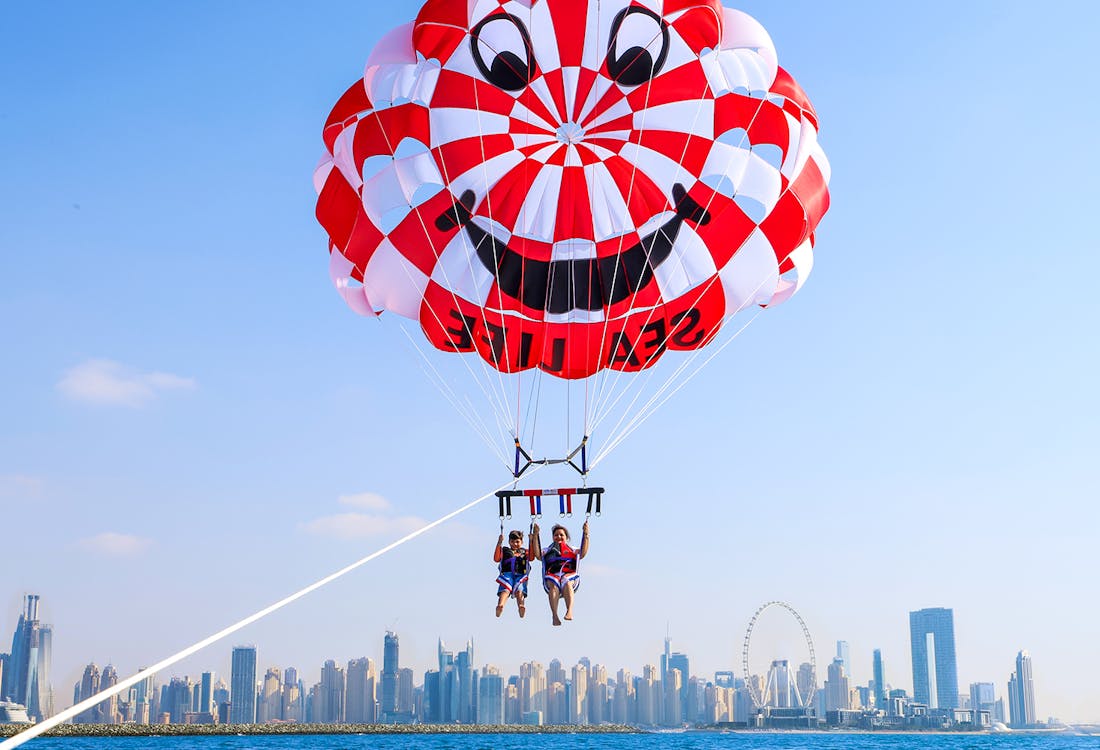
{"left": 316, "top": 0, "right": 829, "bottom": 472}
{"left": 316, "top": 0, "right": 829, "bottom": 382}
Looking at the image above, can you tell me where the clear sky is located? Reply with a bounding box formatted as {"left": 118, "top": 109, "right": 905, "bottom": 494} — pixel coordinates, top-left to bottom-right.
{"left": 2, "top": 0, "right": 1098, "bottom": 724}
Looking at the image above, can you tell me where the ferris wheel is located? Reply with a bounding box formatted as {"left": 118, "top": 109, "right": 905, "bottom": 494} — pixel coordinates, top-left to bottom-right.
{"left": 741, "top": 600, "right": 817, "bottom": 709}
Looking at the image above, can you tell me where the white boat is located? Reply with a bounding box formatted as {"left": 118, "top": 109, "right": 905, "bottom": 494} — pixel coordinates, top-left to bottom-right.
{"left": 0, "top": 700, "right": 32, "bottom": 724}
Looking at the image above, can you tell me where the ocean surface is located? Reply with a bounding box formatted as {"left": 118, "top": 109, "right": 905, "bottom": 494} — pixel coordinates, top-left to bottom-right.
{"left": 17, "top": 734, "right": 1099, "bottom": 750}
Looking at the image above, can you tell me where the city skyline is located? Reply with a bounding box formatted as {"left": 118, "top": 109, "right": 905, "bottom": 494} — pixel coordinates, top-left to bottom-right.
{"left": 3, "top": 0, "right": 1099, "bottom": 727}
{"left": 2, "top": 592, "right": 1052, "bottom": 727}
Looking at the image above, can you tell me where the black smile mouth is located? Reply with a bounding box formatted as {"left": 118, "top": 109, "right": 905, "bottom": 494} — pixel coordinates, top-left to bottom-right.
{"left": 435, "top": 183, "right": 711, "bottom": 315}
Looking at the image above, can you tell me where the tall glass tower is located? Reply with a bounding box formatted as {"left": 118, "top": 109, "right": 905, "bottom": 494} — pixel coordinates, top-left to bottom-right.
{"left": 872, "top": 649, "right": 886, "bottom": 708}
{"left": 382, "top": 631, "right": 399, "bottom": 718}
{"left": 5, "top": 594, "right": 53, "bottom": 721}
{"left": 909, "top": 607, "right": 959, "bottom": 709}
{"left": 229, "top": 645, "right": 257, "bottom": 724}
{"left": 1009, "top": 650, "right": 1036, "bottom": 727}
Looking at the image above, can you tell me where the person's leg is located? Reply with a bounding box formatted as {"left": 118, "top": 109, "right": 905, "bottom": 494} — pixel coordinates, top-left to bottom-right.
{"left": 546, "top": 581, "right": 562, "bottom": 626}
{"left": 496, "top": 589, "right": 509, "bottom": 617}
{"left": 562, "top": 580, "right": 575, "bottom": 620}
{"left": 516, "top": 590, "right": 526, "bottom": 617}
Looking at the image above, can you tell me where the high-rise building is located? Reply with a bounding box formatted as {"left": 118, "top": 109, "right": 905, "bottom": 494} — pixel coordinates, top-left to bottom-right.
{"left": 316, "top": 659, "right": 346, "bottom": 724}
{"left": 477, "top": 666, "right": 504, "bottom": 724}
{"left": 75, "top": 663, "right": 101, "bottom": 723}
{"left": 970, "top": 682, "right": 996, "bottom": 724}
{"left": 823, "top": 658, "right": 850, "bottom": 712}
{"left": 0, "top": 652, "right": 8, "bottom": 698}
{"left": 258, "top": 667, "right": 282, "bottom": 723}
{"left": 199, "top": 672, "right": 214, "bottom": 716}
{"left": 1008, "top": 650, "right": 1036, "bottom": 727}
{"left": 5, "top": 594, "right": 53, "bottom": 722}
{"left": 381, "top": 631, "right": 399, "bottom": 719}
{"left": 872, "top": 649, "right": 886, "bottom": 708}
{"left": 100, "top": 664, "right": 119, "bottom": 723}
{"left": 836, "top": 641, "right": 851, "bottom": 681}
{"left": 909, "top": 607, "right": 959, "bottom": 709}
{"left": 230, "top": 646, "right": 258, "bottom": 724}
{"left": 346, "top": 657, "right": 377, "bottom": 723}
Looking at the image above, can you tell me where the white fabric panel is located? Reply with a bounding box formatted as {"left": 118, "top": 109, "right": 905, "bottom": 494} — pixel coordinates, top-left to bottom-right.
{"left": 364, "top": 62, "right": 439, "bottom": 107}
{"left": 561, "top": 67, "right": 581, "bottom": 121}
{"left": 313, "top": 157, "right": 334, "bottom": 195}
{"left": 779, "top": 110, "right": 803, "bottom": 179}
{"left": 447, "top": 149, "right": 524, "bottom": 200}
{"left": 785, "top": 116, "right": 818, "bottom": 182}
{"left": 562, "top": 145, "right": 585, "bottom": 167}
{"left": 361, "top": 239, "right": 429, "bottom": 319}
{"left": 768, "top": 239, "right": 814, "bottom": 307}
{"left": 392, "top": 150, "right": 444, "bottom": 200}
{"left": 365, "top": 23, "right": 416, "bottom": 68}
{"left": 720, "top": 8, "right": 777, "bottom": 85}
{"left": 510, "top": 100, "right": 558, "bottom": 134}
{"left": 702, "top": 142, "right": 782, "bottom": 213}
{"left": 360, "top": 150, "right": 440, "bottom": 226}
{"left": 516, "top": 163, "right": 562, "bottom": 240}
{"left": 545, "top": 308, "right": 606, "bottom": 325}
{"left": 527, "top": 142, "right": 561, "bottom": 164}
{"left": 584, "top": 161, "right": 633, "bottom": 240}
{"left": 511, "top": 132, "right": 557, "bottom": 152}
{"left": 526, "top": 75, "right": 563, "bottom": 123}
{"left": 550, "top": 238, "right": 597, "bottom": 261}
{"left": 329, "top": 246, "right": 377, "bottom": 316}
{"left": 652, "top": 225, "right": 718, "bottom": 300}
{"left": 633, "top": 100, "right": 714, "bottom": 139}
{"left": 583, "top": 91, "right": 634, "bottom": 131}
{"left": 431, "top": 231, "right": 496, "bottom": 308}
{"left": 718, "top": 228, "right": 779, "bottom": 313}
{"left": 332, "top": 124, "right": 364, "bottom": 192}
{"left": 429, "top": 108, "right": 510, "bottom": 148}
{"left": 618, "top": 141, "right": 684, "bottom": 197}
{"left": 524, "top": 1, "right": 561, "bottom": 74}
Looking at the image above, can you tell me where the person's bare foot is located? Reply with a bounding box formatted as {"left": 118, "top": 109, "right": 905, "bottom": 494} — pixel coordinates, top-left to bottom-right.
{"left": 564, "top": 611, "right": 573, "bottom": 621}
{"left": 495, "top": 604, "right": 504, "bottom": 617}
{"left": 552, "top": 615, "right": 562, "bottom": 626}
{"left": 518, "top": 603, "right": 526, "bottom": 618}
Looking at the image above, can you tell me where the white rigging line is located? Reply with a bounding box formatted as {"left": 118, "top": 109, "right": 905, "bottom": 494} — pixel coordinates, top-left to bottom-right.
{"left": 594, "top": 306, "right": 763, "bottom": 466}
{"left": 0, "top": 475, "right": 535, "bottom": 750}
{"left": 398, "top": 323, "right": 511, "bottom": 467}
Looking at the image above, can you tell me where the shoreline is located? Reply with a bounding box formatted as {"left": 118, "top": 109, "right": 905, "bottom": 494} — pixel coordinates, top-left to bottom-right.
{"left": 0, "top": 723, "right": 639, "bottom": 738}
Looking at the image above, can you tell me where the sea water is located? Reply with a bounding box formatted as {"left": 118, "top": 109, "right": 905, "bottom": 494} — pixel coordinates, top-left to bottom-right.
{"left": 17, "top": 734, "right": 1098, "bottom": 750}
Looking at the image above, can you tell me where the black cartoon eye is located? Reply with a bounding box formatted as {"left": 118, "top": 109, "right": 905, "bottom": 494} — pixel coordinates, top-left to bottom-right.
{"left": 606, "top": 6, "right": 669, "bottom": 87}
{"left": 471, "top": 14, "right": 535, "bottom": 92}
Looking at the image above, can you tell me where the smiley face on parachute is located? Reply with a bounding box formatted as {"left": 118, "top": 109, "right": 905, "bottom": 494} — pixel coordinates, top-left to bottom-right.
{"left": 316, "top": 0, "right": 830, "bottom": 378}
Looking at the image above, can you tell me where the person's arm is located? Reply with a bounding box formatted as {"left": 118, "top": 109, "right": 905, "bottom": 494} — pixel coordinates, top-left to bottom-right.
{"left": 578, "top": 521, "right": 590, "bottom": 559}
{"left": 493, "top": 534, "right": 504, "bottom": 563}
{"left": 529, "top": 524, "right": 541, "bottom": 560}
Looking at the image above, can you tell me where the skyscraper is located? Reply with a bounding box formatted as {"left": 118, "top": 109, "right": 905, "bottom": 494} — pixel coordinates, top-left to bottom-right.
{"left": 1008, "top": 650, "right": 1036, "bottom": 727}
{"left": 477, "top": 666, "right": 505, "bottom": 724}
{"left": 230, "top": 646, "right": 257, "bottom": 724}
{"left": 346, "top": 657, "right": 377, "bottom": 723}
{"left": 872, "top": 649, "right": 886, "bottom": 708}
{"left": 909, "top": 607, "right": 959, "bottom": 710}
{"left": 836, "top": 641, "right": 851, "bottom": 681}
{"left": 5, "top": 594, "right": 53, "bottom": 722}
{"left": 381, "top": 631, "right": 399, "bottom": 719}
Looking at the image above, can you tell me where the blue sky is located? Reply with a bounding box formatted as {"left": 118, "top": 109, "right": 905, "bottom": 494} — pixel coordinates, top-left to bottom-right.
{"left": 2, "top": 0, "right": 1099, "bottom": 723}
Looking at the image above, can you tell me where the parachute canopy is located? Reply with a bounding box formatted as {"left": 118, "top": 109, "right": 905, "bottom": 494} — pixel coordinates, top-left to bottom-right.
{"left": 315, "top": 0, "right": 830, "bottom": 381}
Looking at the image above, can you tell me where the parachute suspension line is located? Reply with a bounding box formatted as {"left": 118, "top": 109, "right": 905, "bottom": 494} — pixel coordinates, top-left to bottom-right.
{"left": 587, "top": 56, "right": 718, "bottom": 431}
{"left": 589, "top": 26, "right": 662, "bottom": 422}
{"left": 367, "top": 99, "right": 516, "bottom": 441}
{"left": 595, "top": 306, "right": 764, "bottom": 467}
{"left": 589, "top": 70, "right": 781, "bottom": 442}
{"left": 398, "top": 324, "right": 511, "bottom": 468}
{"left": 0, "top": 475, "right": 535, "bottom": 750}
